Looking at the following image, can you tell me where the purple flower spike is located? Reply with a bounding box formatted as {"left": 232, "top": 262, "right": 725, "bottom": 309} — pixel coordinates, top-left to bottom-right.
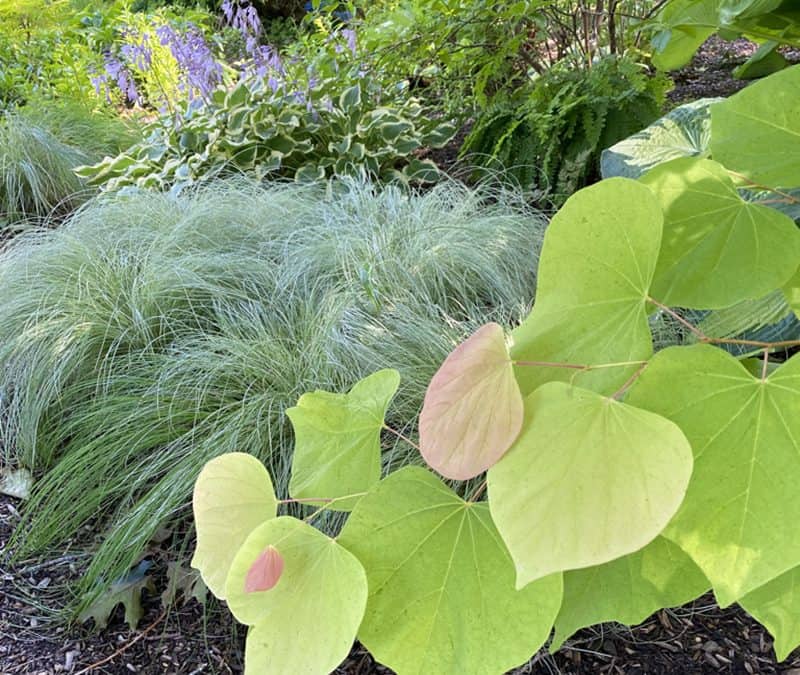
{"left": 157, "top": 23, "right": 222, "bottom": 100}
{"left": 343, "top": 28, "right": 357, "bottom": 56}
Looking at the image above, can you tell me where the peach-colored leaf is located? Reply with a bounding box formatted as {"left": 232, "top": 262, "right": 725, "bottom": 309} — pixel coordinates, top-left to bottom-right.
{"left": 419, "top": 322, "right": 523, "bottom": 480}
{"left": 245, "top": 546, "right": 284, "bottom": 593}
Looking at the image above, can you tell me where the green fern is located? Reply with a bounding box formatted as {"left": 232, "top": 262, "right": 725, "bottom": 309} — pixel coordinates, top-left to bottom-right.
{"left": 461, "top": 55, "right": 671, "bottom": 204}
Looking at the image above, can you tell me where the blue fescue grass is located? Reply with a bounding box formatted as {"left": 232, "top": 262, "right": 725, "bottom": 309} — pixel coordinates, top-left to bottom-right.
{"left": 0, "top": 177, "right": 546, "bottom": 616}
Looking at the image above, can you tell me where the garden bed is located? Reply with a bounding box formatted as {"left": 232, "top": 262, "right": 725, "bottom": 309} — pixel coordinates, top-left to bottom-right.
{"left": 3, "top": 493, "right": 799, "bottom": 674}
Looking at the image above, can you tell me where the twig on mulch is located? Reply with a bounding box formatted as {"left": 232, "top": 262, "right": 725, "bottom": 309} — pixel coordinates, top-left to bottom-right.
{"left": 73, "top": 609, "right": 167, "bottom": 675}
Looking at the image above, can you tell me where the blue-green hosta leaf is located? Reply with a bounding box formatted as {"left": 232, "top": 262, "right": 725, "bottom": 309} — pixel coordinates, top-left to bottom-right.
{"left": 511, "top": 178, "right": 662, "bottom": 396}
{"left": 191, "top": 453, "right": 277, "bottom": 600}
{"left": 287, "top": 369, "right": 400, "bottom": 511}
{"left": 712, "top": 65, "right": 800, "bottom": 189}
{"left": 226, "top": 516, "right": 368, "bottom": 675}
{"left": 551, "top": 536, "right": 709, "bottom": 651}
{"left": 627, "top": 344, "right": 800, "bottom": 606}
{"left": 488, "top": 383, "right": 693, "bottom": 588}
{"left": 740, "top": 566, "right": 800, "bottom": 661}
{"left": 641, "top": 157, "right": 800, "bottom": 309}
{"left": 338, "top": 467, "right": 563, "bottom": 675}
{"left": 601, "top": 98, "right": 719, "bottom": 180}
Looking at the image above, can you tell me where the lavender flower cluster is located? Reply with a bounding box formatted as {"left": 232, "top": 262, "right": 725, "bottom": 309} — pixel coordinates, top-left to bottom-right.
{"left": 222, "top": 0, "right": 286, "bottom": 88}
{"left": 92, "top": 20, "right": 222, "bottom": 107}
{"left": 91, "top": 0, "right": 360, "bottom": 113}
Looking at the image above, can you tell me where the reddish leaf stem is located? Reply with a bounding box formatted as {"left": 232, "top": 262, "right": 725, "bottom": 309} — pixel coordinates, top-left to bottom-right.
{"left": 610, "top": 361, "right": 650, "bottom": 400}
{"left": 648, "top": 296, "right": 800, "bottom": 350}
{"left": 726, "top": 169, "right": 800, "bottom": 204}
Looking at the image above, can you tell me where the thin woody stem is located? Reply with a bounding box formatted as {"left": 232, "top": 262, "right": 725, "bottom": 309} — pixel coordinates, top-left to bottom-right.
{"left": 647, "top": 296, "right": 708, "bottom": 340}
{"left": 383, "top": 424, "right": 420, "bottom": 451}
{"left": 726, "top": 169, "right": 800, "bottom": 204}
{"left": 610, "top": 361, "right": 649, "bottom": 400}
{"left": 513, "top": 359, "right": 647, "bottom": 371}
{"left": 292, "top": 493, "right": 368, "bottom": 523}
{"left": 649, "top": 296, "right": 800, "bottom": 349}
{"left": 467, "top": 479, "right": 487, "bottom": 502}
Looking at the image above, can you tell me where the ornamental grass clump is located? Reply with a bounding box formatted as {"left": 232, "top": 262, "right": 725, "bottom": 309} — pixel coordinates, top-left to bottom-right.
{"left": 0, "top": 177, "right": 546, "bottom": 615}
{"left": 0, "top": 101, "right": 140, "bottom": 228}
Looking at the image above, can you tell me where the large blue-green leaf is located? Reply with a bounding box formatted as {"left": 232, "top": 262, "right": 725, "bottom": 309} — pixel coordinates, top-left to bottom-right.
{"left": 601, "top": 98, "right": 718, "bottom": 180}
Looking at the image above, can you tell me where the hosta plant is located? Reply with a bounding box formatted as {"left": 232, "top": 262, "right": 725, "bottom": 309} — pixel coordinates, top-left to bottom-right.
{"left": 193, "top": 65, "right": 800, "bottom": 673}
{"left": 78, "top": 75, "right": 455, "bottom": 192}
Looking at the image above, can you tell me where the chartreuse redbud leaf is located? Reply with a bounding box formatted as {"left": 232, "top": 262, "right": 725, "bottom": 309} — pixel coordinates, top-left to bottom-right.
{"left": 626, "top": 344, "right": 800, "bottom": 606}
{"left": 641, "top": 157, "right": 800, "bottom": 309}
{"left": 191, "top": 452, "right": 277, "bottom": 600}
{"left": 511, "top": 178, "right": 661, "bottom": 396}
{"left": 287, "top": 369, "right": 400, "bottom": 511}
{"left": 711, "top": 65, "right": 800, "bottom": 188}
{"left": 338, "top": 466, "right": 563, "bottom": 675}
{"left": 740, "top": 566, "right": 800, "bottom": 661}
{"left": 550, "top": 536, "right": 709, "bottom": 651}
{"left": 783, "top": 265, "right": 800, "bottom": 318}
{"left": 488, "top": 382, "right": 692, "bottom": 588}
{"left": 226, "top": 516, "right": 367, "bottom": 675}
{"left": 419, "top": 322, "right": 523, "bottom": 480}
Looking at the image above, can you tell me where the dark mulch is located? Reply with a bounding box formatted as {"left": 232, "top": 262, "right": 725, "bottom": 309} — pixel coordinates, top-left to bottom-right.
{"left": 3, "top": 489, "right": 800, "bottom": 675}
{"left": 667, "top": 36, "right": 800, "bottom": 105}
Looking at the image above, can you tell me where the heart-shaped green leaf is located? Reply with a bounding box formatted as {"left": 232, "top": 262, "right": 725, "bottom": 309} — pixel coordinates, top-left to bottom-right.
{"left": 287, "top": 369, "right": 400, "bottom": 510}
{"left": 419, "top": 323, "right": 523, "bottom": 480}
{"left": 488, "top": 382, "right": 693, "bottom": 588}
{"left": 642, "top": 157, "right": 800, "bottom": 309}
{"left": 339, "top": 466, "right": 563, "bottom": 675}
{"left": 226, "top": 516, "right": 368, "bottom": 675}
{"left": 551, "top": 536, "right": 708, "bottom": 651}
{"left": 191, "top": 452, "right": 277, "bottom": 599}
{"left": 740, "top": 565, "right": 800, "bottom": 661}
{"left": 711, "top": 65, "right": 800, "bottom": 188}
{"left": 627, "top": 344, "right": 800, "bottom": 605}
{"left": 511, "top": 178, "right": 661, "bottom": 396}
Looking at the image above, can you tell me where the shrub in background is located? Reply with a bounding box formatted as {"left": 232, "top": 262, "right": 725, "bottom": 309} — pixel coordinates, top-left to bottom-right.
{"left": 461, "top": 55, "right": 671, "bottom": 204}
{"left": 356, "top": 0, "right": 667, "bottom": 113}
{"left": 0, "top": 0, "right": 108, "bottom": 107}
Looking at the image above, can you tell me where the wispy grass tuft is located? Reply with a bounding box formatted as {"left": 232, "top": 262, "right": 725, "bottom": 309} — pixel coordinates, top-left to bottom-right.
{"left": 0, "top": 177, "right": 546, "bottom": 616}
{"left": 0, "top": 100, "right": 140, "bottom": 226}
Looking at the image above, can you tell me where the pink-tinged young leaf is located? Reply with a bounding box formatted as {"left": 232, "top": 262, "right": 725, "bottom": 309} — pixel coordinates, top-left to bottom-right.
{"left": 245, "top": 546, "right": 284, "bottom": 593}
{"left": 419, "top": 322, "right": 523, "bottom": 480}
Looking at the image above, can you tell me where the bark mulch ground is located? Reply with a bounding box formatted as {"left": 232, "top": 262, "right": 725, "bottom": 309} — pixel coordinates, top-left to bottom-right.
{"left": 3, "top": 486, "right": 800, "bottom": 674}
